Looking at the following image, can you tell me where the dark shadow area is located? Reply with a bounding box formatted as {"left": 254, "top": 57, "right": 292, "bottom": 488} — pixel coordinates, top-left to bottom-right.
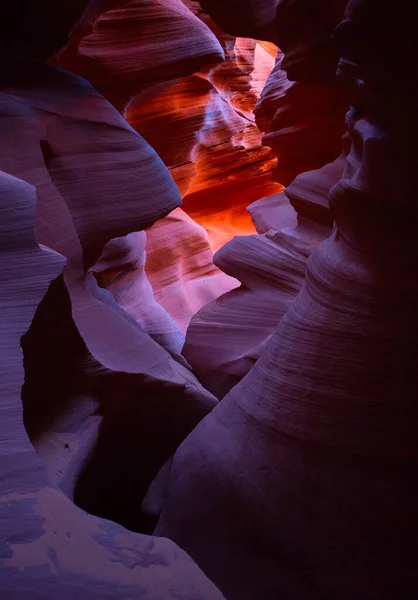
{"left": 21, "top": 274, "right": 210, "bottom": 534}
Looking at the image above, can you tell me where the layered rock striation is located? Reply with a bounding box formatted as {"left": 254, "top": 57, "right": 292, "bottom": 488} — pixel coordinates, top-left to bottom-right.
{"left": 0, "top": 5, "right": 226, "bottom": 590}
{"left": 54, "top": 0, "right": 282, "bottom": 328}
{"left": 0, "top": 168, "right": 224, "bottom": 600}
{"left": 156, "top": 1, "right": 418, "bottom": 599}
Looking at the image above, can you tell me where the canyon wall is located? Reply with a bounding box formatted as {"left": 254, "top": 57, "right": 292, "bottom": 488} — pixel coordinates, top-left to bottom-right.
{"left": 156, "top": 1, "right": 418, "bottom": 599}
{"left": 0, "top": 1, "right": 228, "bottom": 597}
{"left": 1, "top": 1, "right": 416, "bottom": 599}
{"left": 54, "top": 0, "right": 285, "bottom": 329}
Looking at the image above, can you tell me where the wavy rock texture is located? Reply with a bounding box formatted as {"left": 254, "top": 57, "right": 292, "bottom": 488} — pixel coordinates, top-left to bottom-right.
{"left": 0, "top": 57, "right": 219, "bottom": 536}
{"left": 91, "top": 230, "right": 186, "bottom": 355}
{"left": 55, "top": 1, "right": 279, "bottom": 327}
{"left": 0, "top": 170, "right": 225, "bottom": 600}
{"left": 56, "top": 0, "right": 224, "bottom": 111}
{"left": 126, "top": 77, "right": 240, "bottom": 329}
{"left": 200, "top": 0, "right": 348, "bottom": 187}
{"left": 178, "top": 0, "right": 348, "bottom": 393}
{"left": 156, "top": 1, "right": 418, "bottom": 598}
{"left": 182, "top": 155, "right": 338, "bottom": 398}
{"left": 122, "top": 11, "right": 283, "bottom": 326}
{"left": 144, "top": 208, "right": 239, "bottom": 333}
{"left": 183, "top": 228, "right": 311, "bottom": 398}
{"left": 127, "top": 31, "right": 281, "bottom": 252}
{"left": 247, "top": 190, "right": 297, "bottom": 233}
{"left": 254, "top": 51, "right": 348, "bottom": 186}
{"left": 179, "top": 30, "right": 281, "bottom": 250}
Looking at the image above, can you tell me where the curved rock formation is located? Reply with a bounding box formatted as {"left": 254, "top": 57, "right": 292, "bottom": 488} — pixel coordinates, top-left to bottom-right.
{"left": 183, "top": 139, "right": 342, "bottom": 397}
{"left": 179, "top": 0, "right": 349, "bottom": 393}
{"left": 254, "top": 50, "right": 348, "bottom": 186}
{"left": 182, "top": 154, "right": 338, "bottom": 397}
{"left": 144, "top": 207, "right": 238, "bottom": 332}
{"left": 155, "top": 1, "right": 418, "bottom": 599}
{"left": 178, "top": 30, "right": 281, "bottom": 249}
{"left": 0, "top": 170, "right": 224, "bottom": 600}
{"left": 183, "top": 227, "right": 310, "bottom": 398}
{"left": 56, "top": 0, "right": 224, "bottom": 112}
{"left": 0, "top": 56, "right": 218, "bottom": 535}
{"left": 199, "top": 0, "right": 348, "bottom": 188}
{"left": 91, "top": 230, "right": 186, "bottom": 355}
{"left": 126, "top": 31, "right": 281, "bottom": 251}
{"left": 55, "top": 1, "right": 279, "bottom": 326}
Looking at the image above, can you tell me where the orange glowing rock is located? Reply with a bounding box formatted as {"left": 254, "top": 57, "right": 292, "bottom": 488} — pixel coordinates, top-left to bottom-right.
{"left": 145, "top": 208, "right": 238, "bottom": 331}
{"left": 127, "top": 34, "right": 281, "bottom": 248}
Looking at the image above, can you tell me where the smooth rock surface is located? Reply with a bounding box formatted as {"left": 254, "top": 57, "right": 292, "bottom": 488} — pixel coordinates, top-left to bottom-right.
{"left": 0, "top": 170, "right": 224, "bottom": 600}
{"left": 56, "top": 0, "right": 224, "bottom": 111}
{"left": 0, "top": 56, "right": 218, "bottom": 533}
{"left": 155, "top": 2, "right": 418, "bottom": 599}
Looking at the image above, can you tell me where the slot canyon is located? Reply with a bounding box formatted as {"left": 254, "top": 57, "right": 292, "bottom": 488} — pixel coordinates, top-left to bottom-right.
{"left": 0, "top": 0, "right": 416, "bottom": 599}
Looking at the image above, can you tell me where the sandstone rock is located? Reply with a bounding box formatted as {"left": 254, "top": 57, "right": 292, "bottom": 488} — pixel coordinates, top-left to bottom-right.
{"left": 124, "top": 22, "right": 281, "bottom": 325}
{"left": 0, "top": 56, "right": 217, "bottom": 533}
{"left": 56, "top": 2, "right": 279, "bottom": 326}
{"left": 183, "top": 229, "right": 311, "bottom": 397}
{"left": 127, "top": 33, "right": 281, "bottom": 251}
{"left": 247, "top": 191, "right": 297, "bottom": 233}
{"left": 56, "top": 0, "right": 224, "bottom": 111}
{"left": 284, "top": 153, "right": 345, "bottom": 230}
{"left": 155, "top": 2, "right": 418, "bottom": 599}
{"left": 145, "top": 208, "right": 238, "bottom": 333}
{"left": 254, "top": 50, "right": 348, "bottom": 186}
{"left": 92, "top": 230, "right": 186, "bottom": 357}
{"left": 0, "top": 170, "right": 224, "bottom": 600}
{"left": 183, "top": 153, "right": 340, "bottom": 397}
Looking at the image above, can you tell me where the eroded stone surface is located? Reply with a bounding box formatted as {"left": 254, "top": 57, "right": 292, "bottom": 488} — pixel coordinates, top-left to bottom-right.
{"left": 156, "top": 2, "right": 418, "bottom": 599}
{"left": 0, "top": 171, "right": 224, "bottom": 599}
{"left": 0, "top": 55, "right": 218, "bottom": 536}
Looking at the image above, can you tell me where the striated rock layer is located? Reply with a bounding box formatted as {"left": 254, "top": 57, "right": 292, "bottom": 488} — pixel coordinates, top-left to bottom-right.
{"left": 55, "top": 0, "right": 281, "bottom": 328}
{"left": 180, "top": 0, "right": 348, "bottom": 391}
{"left": 182, "top": 157, "right": 337, "bottom": 397}
{"left": 144, "top": 208, "right": 238, "bottom": 333}
{"left": 127, "top": 31, "right": 282, "bottom": 252}
{"left": 56, "top": 0, "right": 224, "bottom": 112}
{"left": 0, "top": 170, "right": 225, "bottom": 600}
{"left": 57, "top": 0, "right": 281, "bottom": 249}
{"left": 183, "top": 227, "right": 309, "bottom": 398}
{"left": 156, "top": 1, "right": 418, "bottom": 599}
{"left": 0, "top": 52, "right": 219, "bottom": 541}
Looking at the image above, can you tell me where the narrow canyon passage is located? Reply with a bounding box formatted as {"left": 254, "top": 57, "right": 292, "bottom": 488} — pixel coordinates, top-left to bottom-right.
{"left": 1, "top": 1, "right": 417, "bottom": 600}
{"left": 127, "top": 35, "right": 281, "bottom": 252}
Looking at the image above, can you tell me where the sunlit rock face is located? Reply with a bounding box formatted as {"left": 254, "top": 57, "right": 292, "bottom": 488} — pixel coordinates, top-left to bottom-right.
{"left": 127, "top": 30, "right": 282, "bottom": 252}
{"left": 57, "top": 0, "right": 281, "bottom": 251}
{"left": 54, "top": 0, "right": 279, "bottom": 329}
{"left": 180, "top": 36, "right": 281, "bottom": 252}
{"left": 144, "top": 208, "right": 239, "bottom": 332}
{"left": 180, "top": 0, "right": 350, "bottom": 381}
{"left": 200, "top": 0, "right": 349, "bottom": 187}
